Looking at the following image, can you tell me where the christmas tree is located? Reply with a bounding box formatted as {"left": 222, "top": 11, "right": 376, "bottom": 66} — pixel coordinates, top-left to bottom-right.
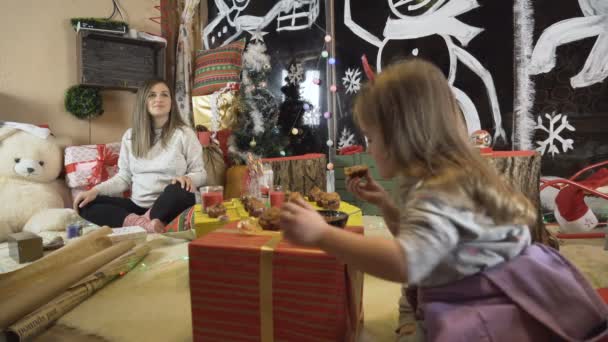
{"left": 278, "top": 61, "right": 322, "bottom": 156}
{"left": 229, "top": 39, "right": 287, "bottom": 163}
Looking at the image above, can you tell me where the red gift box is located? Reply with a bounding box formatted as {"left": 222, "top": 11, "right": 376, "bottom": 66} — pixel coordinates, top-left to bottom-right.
{"left": 189, "top": 224, "right": 363, "bottom": 342}
{"left": 64, "top": 143, "right": 121, "bottom": 189}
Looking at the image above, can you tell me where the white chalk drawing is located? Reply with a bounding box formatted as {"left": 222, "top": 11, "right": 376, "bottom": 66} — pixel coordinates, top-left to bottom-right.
{"left": 535, "top": 112, "right": 576, "bottom": 157}
{"left": 344, "top": 0, "right": 506, "bottom": 143}
{"left": 338, "top": 127, "right": 356, "bottom": 149}
{"left": 303, "top": 108, "right": 321, "bottom": 126}
{"left": 342, "top": 67, "right": 362, "bottom": 94}
{"left": 203, "top": 0, "right": 320, "bottom": 49}
{"left": 529, "top": 0, "right": 608, "bottom": 88}
{"left": 246, "top": 28, "right": 268, "bottom": 43}
{"left": 287, "top": 63, "right": 304, "bottom": 84}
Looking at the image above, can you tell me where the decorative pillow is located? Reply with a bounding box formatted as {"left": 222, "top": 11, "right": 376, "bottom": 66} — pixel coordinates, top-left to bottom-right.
{"left": 192, "top": 39, "right": 245, "bottom": 96}
{"left": 163, "top": 206, "right": 195, "bottom": 233}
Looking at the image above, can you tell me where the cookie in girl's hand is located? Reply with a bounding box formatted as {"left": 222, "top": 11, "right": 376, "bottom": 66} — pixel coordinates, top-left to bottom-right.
{"left": 345, "top": 165, "right": 369, "bottom": 179}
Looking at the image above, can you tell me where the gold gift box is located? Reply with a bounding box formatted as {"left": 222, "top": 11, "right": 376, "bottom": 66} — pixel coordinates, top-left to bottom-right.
{"left": 192, "top": 93, "right": 237, "bottom": 130}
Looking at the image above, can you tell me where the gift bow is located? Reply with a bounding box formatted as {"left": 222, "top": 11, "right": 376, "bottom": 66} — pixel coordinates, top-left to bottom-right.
{"left": 85, "top": 145, "right": 119, "bottom": 189}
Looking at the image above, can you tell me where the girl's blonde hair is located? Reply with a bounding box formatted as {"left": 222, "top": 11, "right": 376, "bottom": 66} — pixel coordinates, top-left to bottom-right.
{"left": 131, "top": 79, "right": 186, "bottom": 158}
{"left": 354, "top": 58, "right": 536, "bottom": 227}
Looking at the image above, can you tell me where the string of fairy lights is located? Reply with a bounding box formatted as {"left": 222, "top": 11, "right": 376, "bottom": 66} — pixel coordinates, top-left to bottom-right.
{"left": 281, "top": 27, "right": 342, "bottom": 172}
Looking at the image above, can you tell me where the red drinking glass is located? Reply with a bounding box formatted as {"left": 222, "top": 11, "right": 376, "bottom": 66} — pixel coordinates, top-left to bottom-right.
{"left": 270, "top": 185, "right": 285, "bottom": 208}
{"left": 201, "top": 186, "right": 224, "bottom": 210}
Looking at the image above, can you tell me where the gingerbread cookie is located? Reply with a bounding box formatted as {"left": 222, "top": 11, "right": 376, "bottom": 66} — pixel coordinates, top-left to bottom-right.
{"left": 206, "top": 203, "right": 227, "bottom": 218}
{"left": 318, "top": 192, "right": 341, "bottom": 210}
{"left": 345, "top": 165, "right": 369, "bottom": 179}
{"left": 259, "top": 207, "right": 281, "bottom": 231}
{"left": 308, "top": 186, "right": 323, "bottom": 202}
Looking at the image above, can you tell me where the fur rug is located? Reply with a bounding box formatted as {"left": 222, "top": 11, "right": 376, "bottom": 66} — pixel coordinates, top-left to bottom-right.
{"left": 57, "top": 237, "right": 192, "bottom": 342}
{"left": 1, "top": 218, "right": 605, "bottom": 342}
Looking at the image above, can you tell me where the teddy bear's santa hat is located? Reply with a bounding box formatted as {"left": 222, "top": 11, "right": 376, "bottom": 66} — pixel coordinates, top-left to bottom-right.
{"left": 0, "top": 121, "right": 51, "bottom": 141}
{"left": 554, "top": 168, "right": 608, "bottom": 232}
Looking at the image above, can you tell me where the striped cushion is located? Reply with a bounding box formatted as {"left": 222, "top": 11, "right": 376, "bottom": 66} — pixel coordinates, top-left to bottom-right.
{"left": 192, "top": 39, "right": 245, "bottom": 96}
{"left": 163, "top": 206, "right": 195, "bottom": 232}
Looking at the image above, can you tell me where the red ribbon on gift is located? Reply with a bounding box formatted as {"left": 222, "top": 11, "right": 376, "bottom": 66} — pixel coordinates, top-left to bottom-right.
{"left": 339, "top": 145, "right": 364, "bottom": 155}
{"left": 85, "top": 145, "right": 119, "bottom": 189}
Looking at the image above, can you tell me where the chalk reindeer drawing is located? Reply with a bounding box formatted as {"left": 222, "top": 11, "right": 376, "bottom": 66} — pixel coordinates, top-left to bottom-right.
{"left": 529, "top": 0, "right": 608, "bottom": 88}
{"left": 345, "top": 0, "right": 506, "bottom": 143}
{"left": 203, "top": 0, "right": 320, "bottom": 49}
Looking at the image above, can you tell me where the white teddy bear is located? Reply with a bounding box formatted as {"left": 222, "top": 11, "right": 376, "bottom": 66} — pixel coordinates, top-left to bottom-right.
{"left": 0, "top": 122, "right": 79, "bottom": 242}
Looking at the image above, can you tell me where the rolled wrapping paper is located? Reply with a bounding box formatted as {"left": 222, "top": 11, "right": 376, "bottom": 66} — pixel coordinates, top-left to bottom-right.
{"left": 0, "top": 227, "right": 113, "bottom": 298}
{"left": 0, "top": 239, "right": 135, "bottom": 331}
{"left": 5, "top": 244, "right": 150, "bottom": 341}
{"left": 72, "top": 243, "right": 151, "bottom": 286}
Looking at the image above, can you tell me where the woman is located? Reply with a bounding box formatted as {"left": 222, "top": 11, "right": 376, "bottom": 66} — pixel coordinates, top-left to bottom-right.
{"left": 74, "top": 79, "right": 206, "bottom": 232}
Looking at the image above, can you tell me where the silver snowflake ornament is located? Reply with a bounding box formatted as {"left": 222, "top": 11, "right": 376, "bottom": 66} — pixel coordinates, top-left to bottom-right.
{"left": 342, "top": 67, "right": 362, "bottom": 94}
{"left": 534, "top": 112, "right": 576, "bottom": 157}
{"left": 287, "top": 63, "right": 304, "bottom": 84}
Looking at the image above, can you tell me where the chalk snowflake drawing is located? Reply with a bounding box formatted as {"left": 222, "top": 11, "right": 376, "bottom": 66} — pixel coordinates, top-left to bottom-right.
{"left": 287, "top": 63, "right": 304, "bottom": 84}
{"left": 529, "top": 0, "right": 608, "bottom": 88}
{"left": 203, "top": 0, "right": 320, "bottom": 48}
{"left": 338, "top": 127, "right": 356, "bottom": 149}
{"left": 535, "top": 112, "right": 576, "bottom": 157}
{"left": 342, "top": 67, "right": 362, "bottom": 94}
{"left": 344, "top": 0, "right": 506, "bottom": 143}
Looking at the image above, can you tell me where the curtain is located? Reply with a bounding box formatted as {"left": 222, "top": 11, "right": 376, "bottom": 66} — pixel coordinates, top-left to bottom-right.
{"left": 174, "top": 0, "right": 201, "bottom": 125}
{"left": 161, "top": 0, "right": 206, "bottom": 125}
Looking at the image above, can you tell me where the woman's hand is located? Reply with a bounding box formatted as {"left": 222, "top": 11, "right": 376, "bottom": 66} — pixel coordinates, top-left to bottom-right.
{"left": 172, "top": 176, "right": 193, "bottom": 192}
{"left": 280, "top": 198, "right": 331, "bottom": 247}
{"left": 73, "top": 188, "right": 99, "bottom": 211}
{"left": 346, "top": 173, "right": 389, "bottom": 207}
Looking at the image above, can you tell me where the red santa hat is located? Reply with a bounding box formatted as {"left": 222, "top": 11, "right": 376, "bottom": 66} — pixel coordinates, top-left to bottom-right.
{"left": 554, "top": 168, "right": 608, "bottom": 232}
{"left": 554, "top": 186, "right": 598, "bottom": 233}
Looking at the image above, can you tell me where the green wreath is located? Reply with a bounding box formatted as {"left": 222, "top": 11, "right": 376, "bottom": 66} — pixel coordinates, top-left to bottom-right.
{"left": 64, "top": 85, "right": 104, "bottom": 119}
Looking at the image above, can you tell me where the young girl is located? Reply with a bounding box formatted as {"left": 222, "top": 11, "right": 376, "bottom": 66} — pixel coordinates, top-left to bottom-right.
{"left": 279, "top": 59, "right": 607, "bottom": 341}
{"left": 74, "top": 79, "right": 206, "bottom": 233}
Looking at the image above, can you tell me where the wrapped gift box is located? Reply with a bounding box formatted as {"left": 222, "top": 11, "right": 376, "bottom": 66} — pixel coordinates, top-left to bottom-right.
{"left": 64, "top": 143, "right": 121, "bottom": 189}
{"left": 192, "top": 93, "right": 236, "bottom": 131}
{"left": 192, "top": 200, "right": 249, "bottom": 238}
{"left": 189, "top": 224, "right": 364, "bottom": 342}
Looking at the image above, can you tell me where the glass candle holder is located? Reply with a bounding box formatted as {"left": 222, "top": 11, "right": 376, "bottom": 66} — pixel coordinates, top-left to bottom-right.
{"left": 269, "top": 185, "right": 285, "bottom": 208}
{"left": 201, "top": 185, "right": 224, "bottom": 210}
